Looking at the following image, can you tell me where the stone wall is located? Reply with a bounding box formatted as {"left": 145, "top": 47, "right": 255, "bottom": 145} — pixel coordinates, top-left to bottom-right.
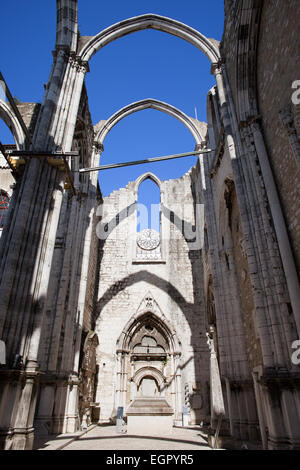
{"left": 83, "top": 190, "right": 102, "bottom": 332}
{"left": 16, "top": 102, "right": 41, "bottom": 137}
{"left": 94, "top": 170, "right": 210, "bottom": 425}
{"left": 256, "top": 0, "right": 300, "bottom": 274}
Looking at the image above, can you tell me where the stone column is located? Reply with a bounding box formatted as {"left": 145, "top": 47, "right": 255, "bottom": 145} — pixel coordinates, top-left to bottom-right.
{"left": 174, "top": 353, "right": 182, "bottom": 424}
{"left": 65, "top": 375, "right": 80, "bottom": 433}
{"left": 0, "top": 45, "right": 88, "bottom": 449}
{"left": 34, "top": 383, "right": 56, "bottom": 435}
{"left": 10, "top": 361, "right": 40, "bottom": 450}
{"left": 115, "top": 351, "right": 123, "bottom": 410}
{"left": 206, "top": 327, "right": 225, "bottom": 424}
{"left": 252, "top": 370, "right": 268, "bottom": 450}
{"left": 121, "top": 354, "right": 128, "bottom": 411}
{"left": 52, "top": 380, "right": 68, "bottom": 434}
{"left": 212, "top": 62, "right": 237, "bottom": 163}
{"left": 72, "top": 143, "right": 101, "bottom": 375}
{"left": 251, "top": 121, "right": 300, "bottom": 336}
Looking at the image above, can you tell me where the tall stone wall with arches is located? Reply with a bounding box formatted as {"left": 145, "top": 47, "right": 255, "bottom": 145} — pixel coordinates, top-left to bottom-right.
{"left": 94, "top": 170, "right": 209, "bottom": 425}
{"left": 0, "top": 0, "right": 299, "bottom": 451}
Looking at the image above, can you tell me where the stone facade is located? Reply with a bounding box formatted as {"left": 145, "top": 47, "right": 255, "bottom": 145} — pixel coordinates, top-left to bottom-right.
{"left": 256, "top": 0, "right": 300, "bottom": 273}
{"left": 0, "top": 0, "right": 299, "bottom": 451}
{"left": 94, "top": 171, "right": 209, "bottom": 425}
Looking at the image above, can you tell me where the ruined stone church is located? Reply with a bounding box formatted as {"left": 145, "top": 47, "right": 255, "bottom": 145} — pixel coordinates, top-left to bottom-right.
{"left": 0, "top": 0, "right": 300, "bottom": 450}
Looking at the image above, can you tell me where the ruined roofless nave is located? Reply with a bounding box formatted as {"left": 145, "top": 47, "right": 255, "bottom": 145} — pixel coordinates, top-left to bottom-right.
{"left": 0, "top": 0, "right": 300, "bottom": 450}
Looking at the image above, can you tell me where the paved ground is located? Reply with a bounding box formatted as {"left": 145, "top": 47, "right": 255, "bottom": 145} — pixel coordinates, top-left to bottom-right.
{"left": 34, "top": 425, "right": 215, "bottom": 451}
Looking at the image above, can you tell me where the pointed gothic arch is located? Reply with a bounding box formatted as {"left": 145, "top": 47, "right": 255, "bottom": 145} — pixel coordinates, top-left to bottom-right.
{"left": 94, "top": 98, "right": 205, "bottom": 148}
{"left": 115, "top": 292, "right": 182, "bottom": 417}
{"left": 135, "top": 173, "right": 161, "bottom": 234}
{"left": 78, "top": 14, "right": 220, "bottom": 64}
{"left": 0, "top": 100, "right": 26, "bottom": 149}
{"left": 134, "top": 172, "right": 161, "bottom": 195}
{"left": 116, "top": 292, "right": 181, "bottom": 354}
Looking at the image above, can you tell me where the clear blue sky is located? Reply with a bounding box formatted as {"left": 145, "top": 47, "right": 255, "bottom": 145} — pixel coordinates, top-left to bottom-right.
{"left": 0, "top": 1, "right": 224, "bottom": 211}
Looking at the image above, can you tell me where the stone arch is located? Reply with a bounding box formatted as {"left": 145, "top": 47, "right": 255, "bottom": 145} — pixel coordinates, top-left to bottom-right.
{"left": 0, "top": 100, "right": 25, "bottom": 149}
{"left": 117, "top": 311, "right": 179, "bottom": 354}
{"left": 78, "top": 14, "right": 220, "bottom": 64}
{"left": 115, "top": 299, "right": 182, "bottom": 412}
{"left": 116, "top": 292, "right": 181, "bottom": 354}
{"left": 134, "top": 172, "right": 162, "bottom": 241}
{"left": 133, "top": 366, "right": 166, "bottom": 391}
{"left": 94, "top": 98, "right": 205, "bottom": 148}
{"left": 134, "top": 172, "right": 161, "bottom": 196}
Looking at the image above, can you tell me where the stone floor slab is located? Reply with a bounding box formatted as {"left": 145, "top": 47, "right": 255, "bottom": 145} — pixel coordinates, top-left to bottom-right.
{"left": 35, "top": 425, "right": 215, "bottom": 451}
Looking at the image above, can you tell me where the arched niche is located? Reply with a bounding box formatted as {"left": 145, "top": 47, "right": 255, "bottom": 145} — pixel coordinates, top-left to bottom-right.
{"left": 121, "top": 312, "right": 173, "bottom": 402}
{"left": 115, "top": 294, "right": 182, "bottom": 415}
{"left": 133, "top": 366, "right": 166, "bottom": 397}
{"left": 117, "top": 304, "right": 180, "bottom": 355}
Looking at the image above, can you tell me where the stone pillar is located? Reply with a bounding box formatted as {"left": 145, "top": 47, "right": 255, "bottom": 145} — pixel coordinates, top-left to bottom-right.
{"left": 169, "top": 354, "right": 176, "bottom": 414}
{"left": 212, "top": 62, "right": 237, "bottom": 163}
{"left": 121, "top": 355, "right": 128, "bottom": 411}
{"left": 252, "top": 370, "right": 268, "bottom": 450}
{"left": 280, "top": 388, "right": 300, "bottom": 447}
{"left": 65, "top": 375, "right": 80, "bottom": 433}
{"left": 51, "top": 381, "right": 68, "bottom": 434}
{"left": 251, "top": 121, "right": 300, "bottom": 336}
{"left": 34, "top": 384, "right": 56, "bottom": 435}
{"left": 0, "top": 37, "right": 89, "bottom": 448}
{"left": 115, "top": 351, "right": 123, "bottom": 410}
{"left": 174, "top": 353, "right": 182, "bottom": 424}
{"left": 56, "top": 0, "right": 78, "bottom": 53}
{"left": 72, "top": 143, "right": 100, "bottom": 377}
{"left": 10, "top": 361, "right": 40, "bottom": 450}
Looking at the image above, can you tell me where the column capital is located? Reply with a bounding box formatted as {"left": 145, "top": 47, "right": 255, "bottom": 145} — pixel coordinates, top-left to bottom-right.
{"left": 211, "top": 59, "right": 225, "bottom": 76}
{"left": 68, "top": 373, "right": 80, "bottom": 386}
{"left": 93, "top": 142, "right": 104, "bottom": 153}
{"left": 195, "top": 141, "right": 208, "bottom": 152}
{"left": 68, "top": 54, "right": 90, "bottom": 73}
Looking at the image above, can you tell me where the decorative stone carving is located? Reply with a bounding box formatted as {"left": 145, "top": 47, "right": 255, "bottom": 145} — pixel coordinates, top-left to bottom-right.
{"left": 145, "top": 294, "right": 154, "bottom": 309}
{"left": 137, "top": 229, "right": 160, "bottom": 251}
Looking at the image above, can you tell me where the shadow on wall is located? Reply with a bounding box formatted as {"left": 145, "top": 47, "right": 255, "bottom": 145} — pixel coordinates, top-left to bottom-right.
{"left": 93, "top": 186, "right": 210, "bottom": 422}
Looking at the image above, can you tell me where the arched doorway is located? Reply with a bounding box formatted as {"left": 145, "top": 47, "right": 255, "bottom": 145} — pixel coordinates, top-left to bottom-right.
{"left": 115, "top": 293, "right": 182, "bottom": 422}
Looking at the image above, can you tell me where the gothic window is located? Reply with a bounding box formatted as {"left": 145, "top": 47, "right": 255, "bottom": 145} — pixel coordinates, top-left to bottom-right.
{"left": 136, "top": 176, "right": 161, "bottom": 260}
{"left": 0, "top": 190, "right": 9, "bottom": 229}
{"left": 137, "top": 177, "right": 160, "bottom": 232}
